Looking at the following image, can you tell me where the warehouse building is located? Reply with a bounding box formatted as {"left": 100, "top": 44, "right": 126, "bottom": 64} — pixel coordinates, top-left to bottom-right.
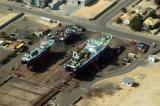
{"left": 15, "top": 0, "right": 94, "bottom": 7}
{"left": 67, "top": 0, "right": 94, "bottom": 6}
{"left": 22, "top": 0, "right": 49, "bottom": 8}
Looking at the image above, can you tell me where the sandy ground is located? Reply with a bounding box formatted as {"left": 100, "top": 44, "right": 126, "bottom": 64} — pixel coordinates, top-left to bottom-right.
{"left": 25, "top": 14, "right": 59, "bottom": 28}
{"left": 73, "top": 0, "right": 116, "bottom": 20}
{"left": 76, "top": 59, "right": 160, "bottom": 106}
{"left": 0, "top": 0, "right": 6, "bottom": 3}
{"left": 130, "top": 0, "right": 158, "bottom": 11}
{"left": 1, "top": 14, "right": 60, "bottom": 37}
{"left": 0, "top": 10, "right": 18, "bottom": 26}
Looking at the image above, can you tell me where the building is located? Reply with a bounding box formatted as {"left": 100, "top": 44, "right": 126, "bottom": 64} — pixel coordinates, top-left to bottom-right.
{"left": 137, "top": 8, "right": 155, "bottom": 20}
{"left": 16, "top": 0, "right": 94, "bottom": 7}
{"left": 32, "top": 0, "right": 49, "bottom": 8}
{"left": 14, "top": 0, "right": 23, "bottom": 2}
{"left": 119, "top": 12, "right": 137, "bottom": 25}
{"left": 122, "top": 77, "right": 136, "bottom": 87}
{"left": 156, "top": 8, "right": 160, "bottom": 18}
{"left": 49, "top": 0, "right": 65, "bottom": 9}
{"left": 147, "top": 55, "right": 160, "bottom": 63}
{"left": 67, "top": 0, "right": 94, "bottom": 6}
{"left": 147, "top": 52, "right": 160, "bottom": 63}
{"left": 23, "top": 0, "right": 31, "bottom": 6}
{"left": 143, "top": 17, "right": 160, "bottom": 30}
{"left": 22, "top": 0, "right": 49, "bottom": 8}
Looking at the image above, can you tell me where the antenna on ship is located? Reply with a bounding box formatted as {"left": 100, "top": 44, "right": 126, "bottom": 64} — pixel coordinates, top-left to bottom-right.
{"left": 45, "top": 36, "right": 47, "bottom": 42}
{"left": 73, "top": 50, "right": 80, "bottom": 60}
{"left": 40, "top": 37, "right": 47, "bottom": 45}
{"left": 44, "top": 36, "right": 48, "bottom": 44}
{"left": 40, "top": 38, "right": 43, "bottom": 45}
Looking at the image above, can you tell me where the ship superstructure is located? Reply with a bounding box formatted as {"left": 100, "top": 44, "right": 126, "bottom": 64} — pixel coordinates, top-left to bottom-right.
{"left": 64, "top": 33, "right": 112, "bottom": 73}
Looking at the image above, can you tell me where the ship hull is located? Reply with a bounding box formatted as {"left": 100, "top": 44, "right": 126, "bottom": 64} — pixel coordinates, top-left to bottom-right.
{"left": 64, "top": 46, "right": 108, "bottom": 73}
{"left": 21, "top": 47, "right": 52, "bottom": 66}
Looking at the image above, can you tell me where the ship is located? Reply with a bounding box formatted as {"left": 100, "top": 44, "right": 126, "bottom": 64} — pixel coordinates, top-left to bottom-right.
{"left": 55, "top": 25, "right": 86, "bottom": 41}
{"left": 21, "top": 39, "right": 54, "bottom": 66}
{"left": 64, "top": 33, "right": 112, "bottom": 73}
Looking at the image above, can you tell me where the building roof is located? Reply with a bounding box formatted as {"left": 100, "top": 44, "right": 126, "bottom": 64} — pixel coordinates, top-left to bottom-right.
{"left": 134, "top": 6, "right": 155, "bottom": 15}
{"left": 156, "top": 8, "right": 160, "bottom": 17}
{"left": 148, "top": 55, "right": 160, "bottom": 60}
{"left": 122, "top": 77, "right": 135, "bottom": 84}
{"left": 143, "top": 17, "right": 160, "bottom": 26}
{"left": 120, "top": 12, "right": 137, "bottom": 21}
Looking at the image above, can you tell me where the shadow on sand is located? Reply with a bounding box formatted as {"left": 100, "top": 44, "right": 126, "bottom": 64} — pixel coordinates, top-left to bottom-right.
{"left": 30, "top": 51, "right": 66, "bottom": 73}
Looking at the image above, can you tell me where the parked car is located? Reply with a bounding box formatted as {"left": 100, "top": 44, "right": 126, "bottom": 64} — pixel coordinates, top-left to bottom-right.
{"left": 8, "top": 8, "right": 13, "bottom": 11}
{"left": 136, "top": 43, "right": 149, "bottom": 53}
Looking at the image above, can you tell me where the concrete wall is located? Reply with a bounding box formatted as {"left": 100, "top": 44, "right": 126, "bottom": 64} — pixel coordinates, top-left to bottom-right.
{"left": 0, "top": 13, "right": 24, "bottom": 30}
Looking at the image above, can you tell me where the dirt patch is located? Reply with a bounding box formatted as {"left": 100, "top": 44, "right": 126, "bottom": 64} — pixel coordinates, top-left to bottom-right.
{"left": 0, "top": 9, "right": 18, "bottom": 26}
{"left": 2, "top": 14, "right": 59, "bottom": 34}
{"left": 26, "top": 15, "right": 59, "bottom": 28}
{"left": 73, "top": 0, "right": 117, "bottom": 20}
{"left": 85, "top": 83, "right": 121, "bottom": 99}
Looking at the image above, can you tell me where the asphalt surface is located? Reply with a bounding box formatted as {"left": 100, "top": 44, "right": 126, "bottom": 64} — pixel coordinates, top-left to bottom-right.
{"left": 0, "top": 1, "right": 159, "bottom": 45}
{"left": 0, "top": 1, "right": 160, "bottom": 106}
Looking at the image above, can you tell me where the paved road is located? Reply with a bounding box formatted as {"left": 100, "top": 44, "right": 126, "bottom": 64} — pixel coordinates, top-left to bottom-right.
{"left": 95, "top": 0, "right": 135, "bottom": 25}
{"left": 0, "top": 1, "right": 160, "bottom": 45}
{"left": 0, "top": 1, "right": 160, "bottom": 106}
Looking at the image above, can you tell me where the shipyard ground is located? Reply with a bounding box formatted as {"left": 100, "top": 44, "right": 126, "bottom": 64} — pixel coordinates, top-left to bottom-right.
{"left": 0, "top": 14, "right": 149, "bottom": 106}
{"left": 0, "top": 0, "right": 159, "bottom": 105}
{"left": 0, "top": 15, "right": 146, "bottom": 105}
